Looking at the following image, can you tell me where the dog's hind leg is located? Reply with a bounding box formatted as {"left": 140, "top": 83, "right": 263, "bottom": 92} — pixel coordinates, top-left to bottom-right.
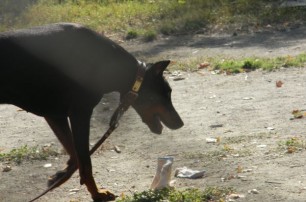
{"left": 69, "top": 106, "right": 115, "bottom": 202}
{"left": 44, "top": 116, "right": 77, "bottom": 188}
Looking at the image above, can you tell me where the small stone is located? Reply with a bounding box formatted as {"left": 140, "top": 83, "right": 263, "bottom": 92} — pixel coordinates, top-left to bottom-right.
{"left": 237, "top": 175, "right": 247, "bottom": 179}
{"left": 173, "top": 77, "right": 185, "bottom": 81}
{"left": 243, "top": 169, "right": 253, "bottom": 173}
{"left": 43, "top": 163, "right": 52, "bottom": 168}
{"left": 209, "top": 124, "right": 223, "bottom": 128}
{"left": 2, "top": 165, "right": 12, "bottom": 172}
{"left": 114, "top": 145, "right": 121, "bottom": 153}
{"left": 242, "top": 97, "right": 254, "bottom": 100}
{"left": 69, "top": 188, "right": 80, "bottom": 192}
{"left": 248, "top": 189, "right": 259, "bottom": 194}
{"left": 228, "top": 193, "right": 245, "bottom": 199}
{"left": 276, "top": 80, "right": 283, "bottom": 87}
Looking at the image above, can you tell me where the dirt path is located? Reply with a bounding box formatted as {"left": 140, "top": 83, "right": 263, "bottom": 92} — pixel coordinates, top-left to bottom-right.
{"left": 0, "top": 26, "right": 306, "bottom": 202}
{"left": 124, "top": 24, "right": 306, "bottom": 60}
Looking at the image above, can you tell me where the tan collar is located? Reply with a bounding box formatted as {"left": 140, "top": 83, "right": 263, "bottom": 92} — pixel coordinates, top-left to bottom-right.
{"left": 109, "top": 61, "right": 146, "bottom": 127}
{"left": 131, "top": 61, "right": 146, "bottom": 92}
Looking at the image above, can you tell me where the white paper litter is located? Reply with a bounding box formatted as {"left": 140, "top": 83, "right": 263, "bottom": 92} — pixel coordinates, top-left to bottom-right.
{"left": 206, "top": 137, "right": 218, "bottom": 143}
{"left": 174, "top": 167, "right": 205, "bottom": 179}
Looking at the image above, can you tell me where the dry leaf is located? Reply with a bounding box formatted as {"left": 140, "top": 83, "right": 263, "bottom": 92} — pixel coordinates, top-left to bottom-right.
{"left": 287, "top": 146, "right": 296, "bottom": 154}
{"left": 276, "top": 80, "right": 283, "bottom": 87}
{"left": 236, "top": 165, "right": 243, "bottom": 173}
{"left": 292, "top": 110, "right": 304, "bottom": 119}
{"left": 198, "top": 62, "right": 210, "bottom": 69}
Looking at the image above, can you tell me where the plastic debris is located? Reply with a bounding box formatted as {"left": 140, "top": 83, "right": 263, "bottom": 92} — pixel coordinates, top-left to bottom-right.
{"left": 174, "top": 167, "right": 205, "bottom": 179}
{"left": 206, "top": 137, "right": 218, "bottom": 143}
{"left": 151, "top": 157, "right": 174, "bottom": 190}
{"left": 169, "top": 71, "right": 185, "bottom": 81}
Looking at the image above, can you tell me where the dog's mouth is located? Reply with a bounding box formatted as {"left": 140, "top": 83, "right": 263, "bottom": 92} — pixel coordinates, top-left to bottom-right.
{"left": 145, "top": 112, "right": 184, "bottom": 135}
{"left": 147, "top": 115, "right": 164, "bottom": 134}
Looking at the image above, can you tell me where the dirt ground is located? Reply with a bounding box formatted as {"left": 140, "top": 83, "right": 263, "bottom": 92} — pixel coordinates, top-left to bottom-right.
{"left": 0, "top": 25, "right": 306, "bottom": 202}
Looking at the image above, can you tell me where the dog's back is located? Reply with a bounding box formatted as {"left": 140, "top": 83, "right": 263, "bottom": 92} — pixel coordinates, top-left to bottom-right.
{"left": 0, "top": 23, "right": 138, "bottom": 116}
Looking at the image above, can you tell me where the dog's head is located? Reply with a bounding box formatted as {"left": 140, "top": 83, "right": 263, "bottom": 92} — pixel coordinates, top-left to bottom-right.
{"left": 132, "top": 60, "right": 184, "bottom": 134}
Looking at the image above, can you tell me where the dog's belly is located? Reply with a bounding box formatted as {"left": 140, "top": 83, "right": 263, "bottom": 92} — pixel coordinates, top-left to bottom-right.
{"left": 0, "top": 83, "right": 72, "bottom": 116}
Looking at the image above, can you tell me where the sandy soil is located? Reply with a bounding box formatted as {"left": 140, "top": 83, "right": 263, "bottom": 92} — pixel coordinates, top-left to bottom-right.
{"left": 0, "top": 25, "right": 306, "bottom": 202}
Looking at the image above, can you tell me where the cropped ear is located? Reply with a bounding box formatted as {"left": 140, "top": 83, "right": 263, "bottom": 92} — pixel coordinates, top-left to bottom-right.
{"left": 149, "top": 60, "right": 171, "bottom": 76}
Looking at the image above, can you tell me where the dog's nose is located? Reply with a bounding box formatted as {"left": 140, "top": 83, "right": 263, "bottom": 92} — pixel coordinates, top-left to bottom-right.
{"left": 173, "top": 117, "right": 184, "bottom": 129}
{"left": 165, "top": 113, "right": 184, "bottom": 130}
{"left": 177, "top": 118, "right": 184, "bottom": 128}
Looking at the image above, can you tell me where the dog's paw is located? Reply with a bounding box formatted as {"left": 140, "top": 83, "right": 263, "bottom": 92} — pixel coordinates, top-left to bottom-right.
{"left": 92, "top": 189, "right": 116, "bottom": 202}
{"left": 47, "top": 163, "right": 77, "bottom": 188}
{"left": 47, "top": 170, "right": 67, "bottom": 187}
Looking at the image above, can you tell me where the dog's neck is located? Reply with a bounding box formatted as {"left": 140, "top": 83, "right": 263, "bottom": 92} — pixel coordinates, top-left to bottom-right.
{"left": 132, "top": 61, "right": 146, "bottom": 92}
{"left": 119, "top": 60, "right": 146, "bottom": 101}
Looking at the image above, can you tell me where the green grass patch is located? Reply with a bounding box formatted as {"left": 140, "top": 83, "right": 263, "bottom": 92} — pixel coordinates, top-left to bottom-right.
{"left": 1, "top": 0, "right": 306, "bottom": 38}
{"left": 143, "top": 29, "right": 157, "bottom": 42}
{"left": 117, "top": 187, "right": 234, "bottom": 202}
{"left": 6, "top": 0, "right": 174, "bottom": 37}
{"left": 126, "top": 30, "right": 139, "bottom": 40}
{"left": 0, "top": 145, "right": 59, "bottom": 164}
{"left": 278, "top": 137, "right": 306, "bottom": 154}
{"left": 171, "top": 53, "right": 306, "bottom": 73}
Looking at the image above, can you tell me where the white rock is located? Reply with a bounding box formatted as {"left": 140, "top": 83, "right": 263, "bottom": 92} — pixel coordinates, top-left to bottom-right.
{"left": 206, "top": 137, "right": 218, "bottom": 143}
{"left": 257, "top": 145, "right": 267, "bottom": 148}
{"left": 69, "top": 188, "right": 80, "bottom": 192}
{"left": 43, "top": 163, "right": 52, "bottom": 168}
{"left": 228, "top": 193, "right": 245, "bottom": 199}
{"left": 248, "top": 189, "right": 259, "bottom": 194}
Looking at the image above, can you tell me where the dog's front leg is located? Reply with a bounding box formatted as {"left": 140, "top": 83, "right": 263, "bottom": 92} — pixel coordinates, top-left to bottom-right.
{"left": 69, "top": 106, "right": 115, "bottom": 202}
{"left": 44, "top": 117, "right": 76, "bottom": 185}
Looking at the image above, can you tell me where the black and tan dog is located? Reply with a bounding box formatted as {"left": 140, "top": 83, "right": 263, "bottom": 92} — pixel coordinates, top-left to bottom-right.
{"left": 0, "top": 23, "right": 183, "bottom": 201}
